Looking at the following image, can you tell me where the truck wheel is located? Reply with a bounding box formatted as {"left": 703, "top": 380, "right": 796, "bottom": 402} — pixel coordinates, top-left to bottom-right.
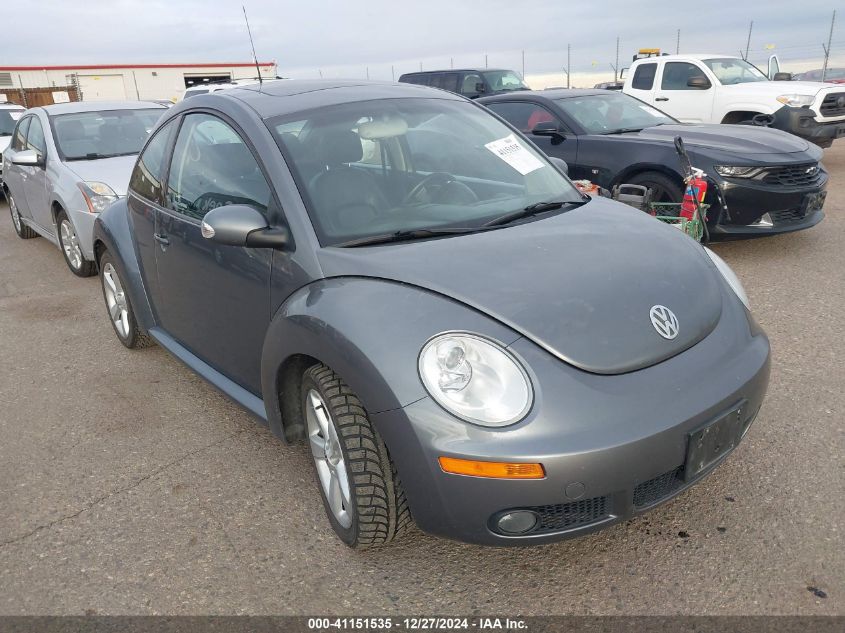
{"left": 8, "top": 194, "right": 38, "bottom": 239}
{"left": 99, "top": 250, "right": 154, "bottom": 349}
{"left": 57, "top": 210, "right": 96, "bottom": 277}
{"left": 302, "top": 363, "right": 412, "bottom": 549}
{"left": 626, "top": 171, "right": 683, "bottom": 204}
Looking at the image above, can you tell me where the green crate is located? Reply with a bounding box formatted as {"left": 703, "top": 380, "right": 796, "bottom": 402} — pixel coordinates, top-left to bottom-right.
{"left": 648, "top": 202, "right": 709, "bottom": 242}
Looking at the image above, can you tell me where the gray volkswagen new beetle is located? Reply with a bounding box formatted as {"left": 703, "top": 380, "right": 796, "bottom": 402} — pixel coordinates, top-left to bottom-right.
{"left": 93, "top": 80, "right": 770, "bottom": 547}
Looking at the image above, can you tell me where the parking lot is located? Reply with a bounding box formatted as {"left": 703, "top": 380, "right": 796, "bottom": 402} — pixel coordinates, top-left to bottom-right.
{"left": 0, "top": 145, "right": 842, "bottom": 616}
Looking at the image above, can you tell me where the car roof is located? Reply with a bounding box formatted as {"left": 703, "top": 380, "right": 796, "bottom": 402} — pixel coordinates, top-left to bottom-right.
{"left": 632, "top": 53, "right": 736, "bottom": 63}
{"left": 480, "top": 89, "right": 611, "bottom": 102}
{"left": 38, "top": 100, "right": 167, "bottom": 115}
{"left": 213, "top": 79, "right": 465, "bottom": 119}
{"left": 400, "top": 68, "right": 512, "bottom": 75}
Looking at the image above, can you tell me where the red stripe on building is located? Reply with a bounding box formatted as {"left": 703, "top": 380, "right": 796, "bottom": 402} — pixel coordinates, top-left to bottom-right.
{"left": 0, "top": 62, "right": 276, "bottom": 71}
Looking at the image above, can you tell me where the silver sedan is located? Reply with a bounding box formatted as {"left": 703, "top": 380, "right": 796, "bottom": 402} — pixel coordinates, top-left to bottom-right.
{"left": 2, "top": 100, "right": 166, "bottom": 276}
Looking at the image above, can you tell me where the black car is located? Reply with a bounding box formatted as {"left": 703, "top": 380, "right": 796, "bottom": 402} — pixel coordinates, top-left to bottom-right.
{"left": 480, "top": 89, "right": 827, "bottom": 237}
{"left": 399, "top": 68, "right": 528, "bottom": 99}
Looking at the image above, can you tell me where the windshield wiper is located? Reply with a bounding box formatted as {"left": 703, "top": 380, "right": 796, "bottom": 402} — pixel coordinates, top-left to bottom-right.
{"left": 482, "top": 198, "right": 588, "bottom": 227}
{"left": 336, "top": 226, "right": 491, "bottom": 248}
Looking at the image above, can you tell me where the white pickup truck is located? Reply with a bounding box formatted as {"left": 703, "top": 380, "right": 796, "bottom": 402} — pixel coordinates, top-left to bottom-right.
{"left": 623, "top": 54, "right": 845, "bottom": 147}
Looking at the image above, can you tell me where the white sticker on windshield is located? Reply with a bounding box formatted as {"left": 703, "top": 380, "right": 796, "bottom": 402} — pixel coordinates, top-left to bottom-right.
{"left": 639, "top": 105, "right": 665, "bottom": 118}
{"left": 484, "top": 134, "right": 545, "bottom": 175}
{"left": 9, "top": 111, "right": 23, "bottom": 121}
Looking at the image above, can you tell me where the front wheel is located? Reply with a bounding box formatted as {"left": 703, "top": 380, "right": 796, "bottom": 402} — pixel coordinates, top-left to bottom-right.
{"left": 99, "top": 251, "right": 154, "bottom": 349}
{"left": 302, "top": 364, "right": 411, "bottom": 549}
{"left": 626, "top": 171, "right": 683, "bottom": 204}
{"left": 57, "top": 210, "right": 96, "bottom": 277}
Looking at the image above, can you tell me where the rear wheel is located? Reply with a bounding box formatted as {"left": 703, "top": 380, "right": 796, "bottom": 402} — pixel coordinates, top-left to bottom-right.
{"left": 302, "top": 363, "right": 411, "bottom": 549}
{"left": 99, "top": 251, "right": 154, "bottom": 349}
{"left": 8, "top": 194, "right": 38, "bottom": 239}
{"left": 626, "top": 171, "right": 684, "bottom": 204}
{"left": 57, "top": 210, "right": 96, "bottom": 277}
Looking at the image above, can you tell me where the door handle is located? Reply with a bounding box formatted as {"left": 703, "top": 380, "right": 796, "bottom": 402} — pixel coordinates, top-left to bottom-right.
{"left": 154, "top": 233, "right": 170, "bottom": 246}
{"left": 655, "top": 97, "right": 669, "bottom": 102}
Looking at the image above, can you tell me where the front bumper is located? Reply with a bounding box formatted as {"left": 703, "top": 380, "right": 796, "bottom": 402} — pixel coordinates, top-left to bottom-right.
{"left": 374, "top": 290, "right": 771, "bottom": 545}
{"left": 770, "top": 105, "right": 845, "bottom": 148}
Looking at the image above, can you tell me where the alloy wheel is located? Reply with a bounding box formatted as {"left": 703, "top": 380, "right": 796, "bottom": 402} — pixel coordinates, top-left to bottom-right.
{"left": 9, "top": 196, "right": 22, "bottom": 233}
{"left": 102, "top": 263, "right": 130, "bottom": 339}
{"left": 60, "top": 220, "right": 83, "bottom": 270}
{"left": 305, "top": 388, "right": 353, "bottom": 528}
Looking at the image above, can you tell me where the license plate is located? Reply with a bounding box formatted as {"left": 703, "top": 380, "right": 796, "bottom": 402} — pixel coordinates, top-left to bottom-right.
{"left": 802, "top": 190, "right": 827, "bottom": 214}
{"left": 684, "top": 404, "right": 746, "bottom": 481}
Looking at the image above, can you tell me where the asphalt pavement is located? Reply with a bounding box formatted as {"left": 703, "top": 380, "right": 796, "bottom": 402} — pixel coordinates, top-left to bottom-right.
{"left": 0, "top": 146, "right": 842, "bottom": 615}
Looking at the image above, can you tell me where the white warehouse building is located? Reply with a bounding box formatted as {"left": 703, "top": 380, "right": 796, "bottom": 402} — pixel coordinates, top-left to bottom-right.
{"left": 0, "top": 61, "right": 278, "bottom": 103}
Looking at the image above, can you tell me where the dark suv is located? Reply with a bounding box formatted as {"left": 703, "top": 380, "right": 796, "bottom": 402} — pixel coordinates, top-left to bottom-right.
{"left": 398, "top": 68, "right": 529, "bottom": 98}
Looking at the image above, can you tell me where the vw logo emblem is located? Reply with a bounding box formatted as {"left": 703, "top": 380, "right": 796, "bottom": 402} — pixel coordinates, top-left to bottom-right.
{"left": 650, "top": 305, "right": 679, "bottom": 340}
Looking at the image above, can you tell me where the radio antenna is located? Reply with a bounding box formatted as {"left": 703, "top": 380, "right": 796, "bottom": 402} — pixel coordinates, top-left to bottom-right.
{"left": 242, "top": 5, "right": 263, "bottom": 86}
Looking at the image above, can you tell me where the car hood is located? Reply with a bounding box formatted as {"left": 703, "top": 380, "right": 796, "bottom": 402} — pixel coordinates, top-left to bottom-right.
{"left": 631, "top": 123, "right": 811, "bottom": 154}
{"left": 63, "top": 155, "right": 138, "bottom": 196}
{"left": 720, "top": 80, "right": 830, "bottom": 97}
{"left": 317, "top": 197, "right": 724, "bottom": 375}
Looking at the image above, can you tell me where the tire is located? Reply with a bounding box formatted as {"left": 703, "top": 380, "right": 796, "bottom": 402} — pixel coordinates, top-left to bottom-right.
{"left": 56, "top": 210, "right": 96, "bottom": 277}
{"left": 626, "top": 171, "right": 684, "bottom": 204}
{"left": 302, "top": 363, "right": 411, "bottom": 549}
{"left": 98, "top": 250, "right": 154, "bottom": 349}
{"left": 8, "top": 193, "right": 38, "bottom": 239}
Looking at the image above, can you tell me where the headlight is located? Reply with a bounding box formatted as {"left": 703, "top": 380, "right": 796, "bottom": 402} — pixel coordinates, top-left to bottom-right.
{"left": 713, "top": 165, "right": 756, "bottom": 177}
{"left": 704, "top": 247, "right": 750, "bottom": 309}
{"left": 776, "top": 94, "right": 815, "bottom": 107}
{"left": 418, "top": 333, "right": 533, "bottom": 427}
{"left": 77, "top": 181, "right": 118, "bottom": 213}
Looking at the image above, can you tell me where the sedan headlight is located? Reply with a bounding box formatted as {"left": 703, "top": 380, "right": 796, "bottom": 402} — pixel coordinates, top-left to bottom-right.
{"left": 77, "top": 181, "right": 118, "bottom": 213}
{"left": 776, "top": 94, "right": 815, "bottom": 107}
{"left": 704, "top": 247, "right": 750, "bottom": 309}
{"left": 713, "top": 165, "right": 756, "bottom": 177}
{"left": 418, "top": 333, "right": 533, "bottom": 427}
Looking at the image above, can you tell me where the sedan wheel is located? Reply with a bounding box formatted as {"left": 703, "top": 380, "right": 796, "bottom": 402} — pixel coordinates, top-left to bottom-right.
{"left": 56, "top": 210, "right": 96, "bottom": 277}
{"left": 301, "top": 363, "right": 412, "bottom": 548}
{"left": 98, "top": 251, "right": 154, "bottom": 349}
{"left": 8, "top": 195, "right": 38, "bottom": 239}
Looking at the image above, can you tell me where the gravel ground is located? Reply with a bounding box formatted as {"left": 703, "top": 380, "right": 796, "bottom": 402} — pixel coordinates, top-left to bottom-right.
{"left": 0, "top": 145, "right": 842, "bottom": 615}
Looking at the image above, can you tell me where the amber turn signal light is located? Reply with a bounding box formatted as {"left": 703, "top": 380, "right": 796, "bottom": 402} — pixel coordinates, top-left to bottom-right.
{"left": 438, "top": 456, "right": 545, "bottom": 479}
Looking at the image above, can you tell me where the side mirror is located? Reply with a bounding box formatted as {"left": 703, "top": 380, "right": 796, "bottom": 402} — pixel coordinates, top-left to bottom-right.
{"left": 532, "top": 121, "right": 566, "bottom": 143}
{"left": 475, "top": 82, "right": 486, "bottom": 94}
{"left": 549, "top": 157, "right": 569, "bottom": 175}
{"left": 687, "top": 76, "right": 711, "bottom": 89}
{"left": 773, "top": 72, "right": 792, "bottom": 81}
{"left": 200, "top": 204, "right": 289, "bottom": 249}
{"left": 11, "top": 149, "right": 42, "bottom": 167}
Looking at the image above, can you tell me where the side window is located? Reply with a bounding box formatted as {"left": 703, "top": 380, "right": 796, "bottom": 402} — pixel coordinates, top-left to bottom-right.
{"left": 129, "top": 118, "right": 176, "bottom": 204}
{"left": 461, "top": 73, "right": 483, "bottom": 96}
{"left": 486, "top": 102, "right": 558, "bottom": 133}
{"left": 661, "top": 62, "right": 705, "bottom": 90}
{"left": 631, "top": 63, "right": 657, "bottom": 90}
{"left": 26, "top": 117, "right": 46, "bottom": 155}
{"left": 440, "top": 73, "right": 460, "bottom": 93}
{"left": 166, "top": 113, "right": 270, "bottom": 221}
{"left": 12, "top": 116, "right": 30, "bottom": 151}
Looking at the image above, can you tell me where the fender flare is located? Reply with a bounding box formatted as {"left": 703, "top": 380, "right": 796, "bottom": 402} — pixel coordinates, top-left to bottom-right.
{"left": 259, "top": 277, "right": 520, "bottom": 443}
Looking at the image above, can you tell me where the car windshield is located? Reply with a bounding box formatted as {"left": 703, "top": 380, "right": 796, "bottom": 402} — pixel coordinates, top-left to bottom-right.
{"left": 556, "top": 92, "right": 676, "bottom": 134}
{"left": 483, "top": 70, "right": 529, "bottom": 92}
{"left": 52, "top": 108, "right": 164, "bottom": 160}
{"left": 0, "top": 108, "right": 24, "bottom": 136}
{"left": 269, "top": 98, "right": 581, "bottom": 246}
{"left": 703, "top": 58, "right": 768, "bottom": 85}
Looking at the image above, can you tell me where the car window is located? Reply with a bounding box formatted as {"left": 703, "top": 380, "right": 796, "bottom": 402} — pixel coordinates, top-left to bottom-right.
{"left": 555, "top": 92, "right": 676, "bottom": 134}
{"left": 703, "top": 58, "right": 767, "bottom": 85}
{"left": 52, "top": 108, "right": 164, "bottom": 160}
{"left": 11, "top": 116, "right": 30, "bottom": 151}
{"left": 661, "top": 62, "right": 706, "bottom": 90}
{"left": 486, "top": 102, "right": 558, "bottom": 133}
{"left": 165, "top": 113, "right": 271, "bottom": 221}
{"left": 128, "top": 118, "right": 177, "bottom": 204}
{"left": 270, "top": 98, "right": 581, "bottom": 246}
{"left": 631, "top": 63, "right": 657, "bottom": 90}
{"left": 0, "top": 108, "right": 24, "bottom": 137}
{"left": 482, "top": 71, "right": 528, "bottom": 92}
{"left": 26, "top": 117, "right": 46, "bottom": 155}
{"left": 461, "top": 73, "right": 483, "bottom": 95}
{"left": 431, "top": 73, "right": 459, "bottom": 92}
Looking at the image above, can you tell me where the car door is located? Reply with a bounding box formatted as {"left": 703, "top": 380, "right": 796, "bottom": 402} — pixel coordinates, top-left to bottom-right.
{"left": 485, "top": 100, "right": 580, "bottom": 176}
{"left": 153, "top": 111, "right": 274, "bottom": 394}
{"left": 625, "top": 62, "right": 658, "bottom": 106}
{"left": 20, "top": 114, "right": 52, "bottom": 232}
{"left": 4, "top": 115, "right": 31, "bottom": 217}
{"left": 652, "top": 61, "right": 715, "bottom": 123}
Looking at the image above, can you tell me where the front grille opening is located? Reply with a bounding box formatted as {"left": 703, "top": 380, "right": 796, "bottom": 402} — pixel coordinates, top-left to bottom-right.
{"left": 820, "top": 92, "right": 845, "bottom": 117}
{"left": 770, "top": 208, "right": 808, "bottom": 224}
{"left": 532, "top": 496, "right": 610, "bottom": 534}
{"left": 759, "top": 164, "right": 823, "bottom": 188}
{"left": 633, "top": 466, "right": 685, "bottom": 508}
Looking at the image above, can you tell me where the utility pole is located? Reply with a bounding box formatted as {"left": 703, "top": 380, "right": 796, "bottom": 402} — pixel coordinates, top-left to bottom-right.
{"left": 522, "top": 50, "right": 525, "bottom": 77}
{"left": 676, "top": 29, "right": 680, "bottom": 54}
{"left": 366, "top": 67, "right": 369, "bottom": 80}
{"left": 615, "top": 37, "right": 620, "bottom": 82}
{"left": 420, "top": 61, "right": 423, "bottom": 71}
{"left": 450, "top": 57, "right": 454, "bottom": 69}
{"left": 744, "top": 21, "right": 753, "bottom": 60}
{"left": 565, "top": 44, "right": 571, "bottom": 88}
{"left": 391, "top": 65, "right": 395, "bottom": 81}
{"left": 822, "top": 10, "right": 836, "bottom": 81}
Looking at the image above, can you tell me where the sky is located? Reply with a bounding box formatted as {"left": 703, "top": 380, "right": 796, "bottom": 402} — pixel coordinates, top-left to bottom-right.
{"left": 3, "top": 1, "right": 843, "bottom": 88}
